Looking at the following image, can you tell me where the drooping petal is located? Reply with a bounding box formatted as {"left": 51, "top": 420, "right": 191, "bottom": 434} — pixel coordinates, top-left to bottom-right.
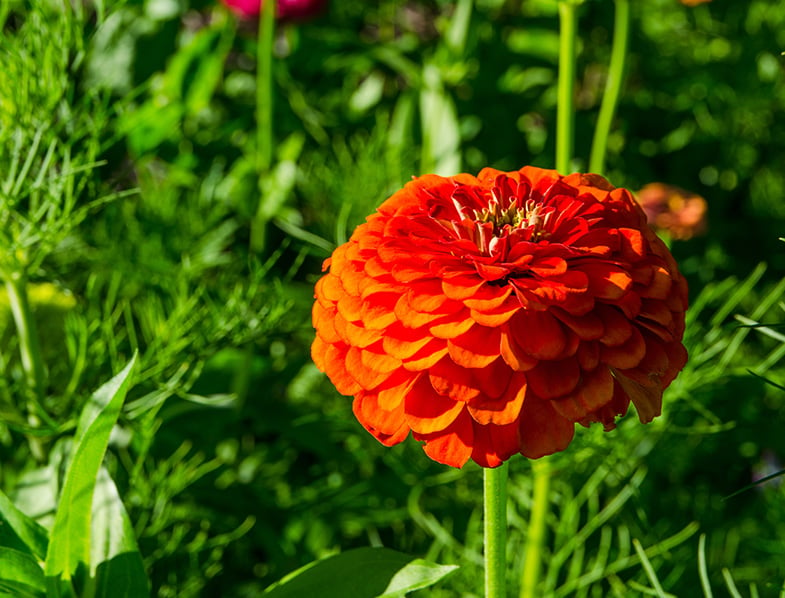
{"left": 518, "top": 395, "right": 575, "bottom": 459}
{"left": 404, "top": 376, "right": 466, "bottom": 434}
{"left": 417, "top": 410, "right": 475, "bottom": 468}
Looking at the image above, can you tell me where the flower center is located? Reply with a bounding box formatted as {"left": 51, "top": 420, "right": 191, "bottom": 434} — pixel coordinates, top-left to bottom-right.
{"left": 474, "top": 198, "right": 554, "bottom": 242}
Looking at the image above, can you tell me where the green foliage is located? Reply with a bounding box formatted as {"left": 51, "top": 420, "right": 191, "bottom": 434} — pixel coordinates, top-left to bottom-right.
{"left": 262, "top": 547, "right": 459, "bottom": 598}
{"left": 1, "top": 0, "right": 785, "bottom": 597}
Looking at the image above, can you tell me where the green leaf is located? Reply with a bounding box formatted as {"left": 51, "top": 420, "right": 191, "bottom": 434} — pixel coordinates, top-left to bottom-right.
{"left": 0, "top": 547, "right": 46, "bottom": 597}
{"left": 91, "top": 467, "right": 150, "bottom": 598}
{"left": 44, "top": 353, "right": 138, "bottom": 580}
{"left": 0, "top": 490, "right": 49, "bottom": 561}
{"left": 262, "top": 547, "right": 459, "bottom": 598}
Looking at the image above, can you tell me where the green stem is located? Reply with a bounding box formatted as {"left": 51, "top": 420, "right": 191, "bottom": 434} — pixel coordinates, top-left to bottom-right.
{"left": 556, "top": 1, "right": 578, "bottom": 175}
{"left": 250, "top": 0, "right": 276, "bottom": 252}
{"left": 4, "top": 272, "right": 50, "bottom": 460}
{"left": 519, "top": 458, "right": 551, "bottom": 598}
{"left": 484, "top": 463, "right": 508, "bottom": 598}
{"left": 589, "top": 0, "right": 630, "bottom": 174}
{"left": 4, "top": 274, "right": 44, "bottom": 403}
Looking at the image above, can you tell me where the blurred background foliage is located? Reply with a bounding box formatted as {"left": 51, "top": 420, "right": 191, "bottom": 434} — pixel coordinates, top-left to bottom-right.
{"left": 1, "top": 0, "right": 785, "bottom": 596}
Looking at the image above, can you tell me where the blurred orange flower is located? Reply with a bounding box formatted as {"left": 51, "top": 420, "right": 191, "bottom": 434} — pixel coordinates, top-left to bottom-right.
{"left": 635, "top": 183, "right": 708, "bottom": 240}
{"left": 679, "top": 0, "right": 712, "bottom": 5}
{"left": 312, "top": 167, "right": 688, "bottom": 468}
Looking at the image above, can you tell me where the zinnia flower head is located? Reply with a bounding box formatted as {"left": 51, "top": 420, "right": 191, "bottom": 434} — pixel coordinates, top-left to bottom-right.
{"left": 312, "top": 167, "right": 688, "bottom": 468}
{"left": 221, "top": 0, "right": 326, "bottom": 21}
{"left": 680, "top": 0, "right": 711, "bottom": 5}
{"left": 635, "top": 182, "right": 708, "bottom": 241}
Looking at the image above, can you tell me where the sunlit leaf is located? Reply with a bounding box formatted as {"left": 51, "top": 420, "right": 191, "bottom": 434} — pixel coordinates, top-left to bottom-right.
{"left": 262, "top": 547, "right": 458, "bottom": 598}
{"left": 44, "top": 354, "right": 138, "bottom": 580}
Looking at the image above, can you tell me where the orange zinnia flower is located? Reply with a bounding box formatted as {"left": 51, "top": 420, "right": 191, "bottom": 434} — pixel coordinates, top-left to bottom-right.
{"left": 312, "top": 167, "right": 688, "bottom": 468}
{"left": 635, "top": 182, "right": 708, "bottom": 241}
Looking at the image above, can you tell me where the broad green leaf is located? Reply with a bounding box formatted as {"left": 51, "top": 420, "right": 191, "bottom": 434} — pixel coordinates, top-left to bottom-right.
{"left": 0, "top": 490, "right": 49, "bottom": 561}
{"left": 262, "top": 547, "right": 459, "bottom": 598}
{"left": 0, "top": 547, "right": 45, "bottom": 597}
{"left": 44, "top": 353, "right": 138, "bottom": 580}
{"left": 91, "top": 468, "right": 150, "bottom": 598}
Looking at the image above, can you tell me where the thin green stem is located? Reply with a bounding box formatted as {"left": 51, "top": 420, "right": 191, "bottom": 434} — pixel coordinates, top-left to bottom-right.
{"left": 484, "top": 463, "right": 508, "bottom": 598}
{"left": 3, "top": 272, "right": 51, "bottom": 460}
{"left": 4, "top": 274, "right": 45, "bottom": 403}
{"left": 556, "top": 1, "right": 578, "bottom": 175}
{"left": 520, "top": 458, "right": 551, "bottom": 598}
{"left": 589, "top": 0, "right": 630, "bottom": 174}
{"left": 250, "top": 0, "right": 276, "bottom": 252}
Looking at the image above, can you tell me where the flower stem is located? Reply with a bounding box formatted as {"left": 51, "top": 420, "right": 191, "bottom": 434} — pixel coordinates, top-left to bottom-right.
{"left": 589, "top": 0, "right": 630, "bottom": 175}
{"left": 519, "top": 458, "right": 551, "bottom": 598}
{"left": 484, "top": 462, "right": 508, "bottom": 598}
{"left": 250, "top": 0, "right": 276, "bottom": 252}
{"left": 556, "top": 1, "right": 578, "bottom": 175}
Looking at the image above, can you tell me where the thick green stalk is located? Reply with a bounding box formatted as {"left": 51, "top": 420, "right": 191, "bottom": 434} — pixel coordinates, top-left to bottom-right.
{"left": 519, "top": 458, "right": 551, "bottom": 598}
{"left": 250, "top": 0, "right": 276, "bottom": 252}
{"left": 484, "top": 463, "right": 508, "bottom": 598}
{"left": 589, "top": 0, "right": 630, "bottom": 174}
{"left": 556, "top": 1, "right": 578, "bottom": 174}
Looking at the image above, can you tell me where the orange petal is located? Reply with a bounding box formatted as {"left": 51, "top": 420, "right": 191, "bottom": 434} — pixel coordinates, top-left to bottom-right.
{"left": 382, "top": 328, "right": 434, "bottom": 360}
{"left": 469, "top": 295, "right": 520, "bottom": 327}
{"left": 601, "top": 326, "right": 646, "bottom": 369}
{"left": 526, "top": 358, "right": 580, "bottom": 399}
{"left": 442, "top": 275, "right": 486, "bottom": 301}
{"left": 577, "top": 262, "right": 633, "bottom": 300}
{"left": 500, "top": 328, "right": 539, "bottom": 372}
{"left": 429, "top": 358, "right": 482, "bottom": 402}
{"left": 394, "top": 293, "right": 450, "bottom": 328}
{"left": 345, "top": 346, "right": 395, "bottom": 391}
{"left": 610, "top": 367, "right": 662, "bottom": 423}
{"left": 431, "top": 310, "right": 475, "bottom": 339}
{"left": 576, "top": 341, "right": 600, "bottom": 371}
{"left": 376, "top": 372, "right": 421, "bottom": 411}
{"left": 618, "top": 227, "right": 646, "bottom": 260}
{"left": 463, "top": 286, "right": 514, "bottom": 311}
{"left": 312, "top": 338, "right": 362, "bottom": 396}
{"left": 353, "top": 392, "right": 409, "bottom": 446}
{"left": 508, "top": 310, "right": 567, "bottom": 360}
{"left": 407, "top": 279, "right": 462, "bottom": 313}
{"left": 551, "top": 308, "right": 604, "bottom": 340}
{"left": 361, "top": 295, "right": 400, "bottom": 329}
{"left": 312, "top": 301, "right": 341, "bottom": 344}
{"left": 475, "top": 357, "right": 514, "bottom": 400}
{"left": 551, "top": 366, "right": 614, "bottom": 421}
{"left": 641, "top": 264, "right": 672, "bottom": 300}
{"left": 316, "top": 272, "right": 345, "bottom": 303}
{"left": 471, "top": 421, "right": 521, "bottom": 468}
{"left": 518, "top": 396, "right": 575, "bottom": 459}
{"left": 447, "top": 324, "right": 502, "bottom": 369}
{"left": 336, "top": 293, "right": 365, "bottom": 323}
{"left": 402, "top": 342, "right": 449, "bottom": 371}
{"left": 596, "top": 304, "right": 633, "bottom": 347}
{"left": 467, "top": 372, "right": 526, "bottom": 425}
{"left": 343, "top": 320, "right": 381, "bottom": 348}
{"left": 417, "top": 410, "right": 474, "bottom": 468}
{"left": 404, "top": 376, "right": 465, "bottom": 434}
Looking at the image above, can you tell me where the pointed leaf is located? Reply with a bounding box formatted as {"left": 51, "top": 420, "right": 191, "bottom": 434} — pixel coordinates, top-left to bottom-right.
{"left": 91, "top": 467, "right": 149, "bottom": 598}
{"left": 44, "top": 354, "right": 138, "bottom": 579}
{"left": 0, "top": 547, "right": 46, "bottom": 597}
{"left": 262, "top": 547, "right": 458, "bottom": 598}
{"left": 0, "top": 490, "right": 49, "bottom": 561}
